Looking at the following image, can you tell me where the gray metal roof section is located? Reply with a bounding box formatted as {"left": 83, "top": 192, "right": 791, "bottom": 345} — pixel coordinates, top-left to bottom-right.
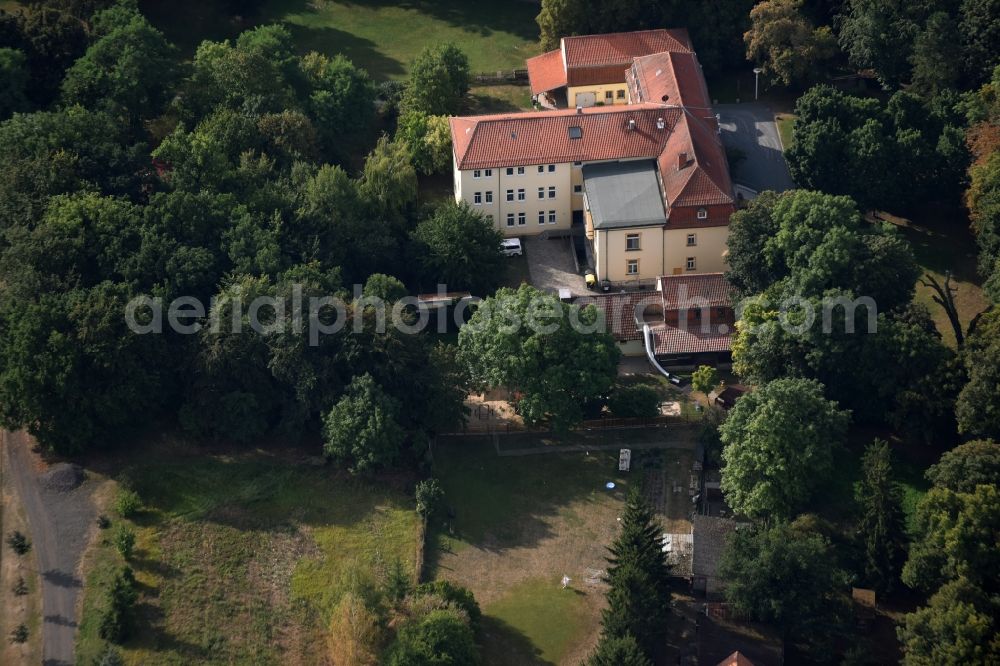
{"left": 583, "top": 160, "right": 666, "bottom": 230}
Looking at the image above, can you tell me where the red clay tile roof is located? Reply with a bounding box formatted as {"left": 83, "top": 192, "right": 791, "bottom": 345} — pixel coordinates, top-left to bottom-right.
{"left": 562, "top": 29, "right": 692, "bottom": 69}
{"left": 658, "top": 273, "right": 733, "bottom": 310}
{"left": 450, "top": 104, "right": 683, "bottom": 171}
{"left": 649, "top": 321, "right": 732, "bottom": 355}
{"left": 576, "top": 291, "right": 663, "bottom": 341}
{"left": 629, "top": 51, "right": 712, "bottom": 110}
{"left": 452, "top": 29, "right": 734, "bottom": 211}
{"left": 526, "top": 49, "right": 567, "bottom": 94}
{"left": 566, "top": 64, "right": 632, "bottom": 87}
{"left": 717, "top": 651, "right": 756, "bottom": 666}
{"left": 658, "top": 111, "right": 734, "bottom": 209}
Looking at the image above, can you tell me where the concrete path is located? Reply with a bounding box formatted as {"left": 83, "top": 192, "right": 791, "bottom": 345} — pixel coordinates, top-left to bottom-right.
{"left": 3, "top": 431, "right": 97, "bottom": 666}
{"left": 716, "top": 103, "right": 796, "bottom": 193}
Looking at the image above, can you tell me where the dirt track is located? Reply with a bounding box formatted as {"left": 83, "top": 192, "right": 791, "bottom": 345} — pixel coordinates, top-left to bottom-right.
{"left": 3, "top": 431, "right": 98, "bottom": 666}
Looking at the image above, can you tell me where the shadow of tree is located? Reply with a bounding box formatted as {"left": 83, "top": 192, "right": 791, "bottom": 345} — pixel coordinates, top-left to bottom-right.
{"left": 479, "top": 615, "right": 552, "bottom": 666}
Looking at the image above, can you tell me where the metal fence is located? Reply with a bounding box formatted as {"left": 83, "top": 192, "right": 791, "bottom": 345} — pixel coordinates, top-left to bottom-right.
{"left": 471, "top": 69, "right": 529, "bottom": 85}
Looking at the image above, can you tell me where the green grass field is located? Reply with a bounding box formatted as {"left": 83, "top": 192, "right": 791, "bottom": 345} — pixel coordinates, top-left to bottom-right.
{"left": 140, "top": 0, "right": 541, "bottom": 80}
{"left": 427, "top": 437, "right": 653, "bottom": 664}
{"left": 77, "top": 455, "right": 420, "bottom": 665}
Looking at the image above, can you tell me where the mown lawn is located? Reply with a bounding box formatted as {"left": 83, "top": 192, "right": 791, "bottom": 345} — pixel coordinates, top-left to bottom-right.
{"left": 77, "top": 455, "right": 420, "bottom": 665}
{"left": 428, "top": 437, "right": 633, "bottom": 664}
{"left": 775, "top": 112, "right": 795, "bottom": 150}
{"left": 140, "top": 0, "right": 541, "bottom": 79}
{"left": 881, "top": 206, "right": 990, "bottom": 348}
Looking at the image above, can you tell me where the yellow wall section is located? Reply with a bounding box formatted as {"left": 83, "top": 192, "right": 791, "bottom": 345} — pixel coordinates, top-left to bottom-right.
{"left": 568, "top": 83, "right": 629, "bottom": 107}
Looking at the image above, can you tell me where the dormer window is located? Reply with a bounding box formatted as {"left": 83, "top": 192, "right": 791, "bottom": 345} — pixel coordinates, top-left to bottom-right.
{"left": 697, "top": 208, "right": 708, "bottom": 220}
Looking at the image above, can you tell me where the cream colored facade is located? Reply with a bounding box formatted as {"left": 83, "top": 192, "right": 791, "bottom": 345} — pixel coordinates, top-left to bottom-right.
{"left": 454, "top": 158, "right": 574, "bottom": 237}
{"left": 568, "top": 83, "right": 630, "bottom": 108}
{"left": 593, "top": 224, "right": 729, "bottom": 283}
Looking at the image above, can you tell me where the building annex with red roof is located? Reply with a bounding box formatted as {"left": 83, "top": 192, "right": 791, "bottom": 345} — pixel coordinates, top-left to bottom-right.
{"left": 527, "top": 28, "right": 693, "bottom": 109}
{"left": 450, "top": 29, "right": 734, "bottom": 288}
{"left": 577, "top": 273, "right": 734, "bottom": 361}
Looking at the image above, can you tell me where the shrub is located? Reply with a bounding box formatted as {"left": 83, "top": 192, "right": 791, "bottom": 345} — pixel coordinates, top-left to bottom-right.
{"left": 6, "top": 530, "right": 30, "bottom": 555}
{"left": 9, "top": 623, "right": 28, "bottom": 644}
{"left": 97, "top": 514, "right": 111, "bottom": 529}
{"left": 385, "top": 557, "right": 412, "bottom": 602}
{"left": 608, "top": 385, "right": 660, "bottom": 418}
{"left": 327, "top": 591, "right": 381, "bottom": 666}
{"left": 386, "top": 609, "right": 477, "bottom": 666}
{"left": 114, "top": 489, "right": 142, "bottom": 518}
{"left": 113, "top": 525, "right": 136, "bottom": 560}
{"left": 98, "top": 567, "right": 138, "bottom": 643}
{"left": 93, "top": 645, "right": 125, "bottom": 666}
{"left": 415, "top": 478, "right": 445, "bottom": 520}
{"left": 414, "top": 580, "right": 481, "bottom": 634}
{"left": 12, "top": 576, "right": 27, "bottom": 596}
{"left": 691, "top": 365, "right": 720, "bottom": 395}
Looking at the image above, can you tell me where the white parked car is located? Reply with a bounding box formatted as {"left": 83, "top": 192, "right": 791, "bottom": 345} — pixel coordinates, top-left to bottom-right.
{"left": 501, "top": 238, "right": 523, "bottom": 257}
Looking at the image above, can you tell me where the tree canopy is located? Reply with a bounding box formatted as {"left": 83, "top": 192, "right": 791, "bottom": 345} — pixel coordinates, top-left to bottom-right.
{"left": 719, "top": 522, "right": 850, "bottom": 655}
{"left": 458, "top": 284, "right": 620, "bottom": 430}
{"left": 720, "top": 377, "right": 849, "bottom": 519}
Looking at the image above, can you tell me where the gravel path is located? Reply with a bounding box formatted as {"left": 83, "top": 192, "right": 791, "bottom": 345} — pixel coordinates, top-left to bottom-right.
{"left": 3, "top": 431, "right": 98, "bottom": 666}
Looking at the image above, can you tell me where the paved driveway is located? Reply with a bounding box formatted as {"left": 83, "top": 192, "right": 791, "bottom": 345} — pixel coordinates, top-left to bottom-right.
{"left": 716, "top": 104, "right": 795, "bottom": 194}
{"left": 523, "top": 235, "right": 587, "bottom": 297}
{"left": 4, "top": 431, "right": 98, "bottom": 666}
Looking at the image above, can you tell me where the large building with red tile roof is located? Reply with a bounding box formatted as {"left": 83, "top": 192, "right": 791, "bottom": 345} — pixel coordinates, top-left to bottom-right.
{"left": 527, "top": 29, "right": 693, "bottom": 108}
{"left": 450, "top": 29, "right": 734, "bottom": 286}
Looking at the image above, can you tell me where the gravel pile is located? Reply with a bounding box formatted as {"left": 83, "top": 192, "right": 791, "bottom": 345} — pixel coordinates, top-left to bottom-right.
{"left": 40, "top": 463, "right": 85, "bottom": 492}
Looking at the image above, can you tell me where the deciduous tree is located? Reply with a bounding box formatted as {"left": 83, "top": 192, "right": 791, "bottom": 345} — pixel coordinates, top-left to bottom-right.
{"left": 458, "top": 284, "right": 620, "bottom": 430}
{"left": 720, "top": 378, "right": 849, "bottom": 519}
{"left": 410, "top": 201, "right": 504, "bottom": 295}
{"left": 323, "top": 373, "right": 405, "bottom": 474}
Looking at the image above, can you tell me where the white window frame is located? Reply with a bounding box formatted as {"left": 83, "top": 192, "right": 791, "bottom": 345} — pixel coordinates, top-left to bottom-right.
{"left": 548, "top": 164, "right": 556, "bottom": 172}
{"left": 517, "top": 166, "right": 525, "bottom": 175}
{"left": 473, "top": 192, "right": 482, "bottom": 205}
{"left": 626, "top": 259, "right": 639, "bottom": 275}
{"left": 517, "top": 188, "right": 525, "bottom": 201}
{"left": 517, "top": 212, "right": 526, "bottom": 226}
{"left": 686, "top": 257, "right": 697, "bottom": 271}
{"left": 484, "top": 169, "right": 493, "bottom": 177}
{"left": 506, "top": 167, "right": 514, "bottom": 176}
{"left": 485, "top": 191, "right": 493, "bottom": 203}
{"left": 538, "top": 211, "right": 545, "bottom": 224}
{"left": 626, "top": 234, "right": 640, "bottom": 251}
{"left": 506, "top": 213, "right": 514, "bottom": 227}
{"left": 506, "top": 189, "right": 514, "bottom": 202}
{"left": 548, "top": 186, "right": 556, "bottom": 199}
{"left": 538, "top": 187, "right": 545, "bottom": 199}
{"left": 473, "top": 169, "right": 481, "bottom": 179}
{"left": 687, "top": 233, "right": 697, "bottom": 246}
{"left": 537, "top": 165, "right": 544, "bottom": 173}
{"left": 697, "top": 208, "right": 708, "bottom": 220}
{"left": 574, "top": 184, "right": 582, "bottom": 193}
{"left": 548, "top": 210, "right": 557, "bottom": 224}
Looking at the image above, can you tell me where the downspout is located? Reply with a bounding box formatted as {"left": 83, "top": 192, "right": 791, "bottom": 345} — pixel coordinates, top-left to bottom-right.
{"left": 643, "top": 323, "right": 680, "bottom": 384}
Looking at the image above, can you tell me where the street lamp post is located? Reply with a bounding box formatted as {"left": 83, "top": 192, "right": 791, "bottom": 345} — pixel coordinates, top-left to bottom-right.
{"left": 753, "top": 67, "right": 763, "bottom": 101}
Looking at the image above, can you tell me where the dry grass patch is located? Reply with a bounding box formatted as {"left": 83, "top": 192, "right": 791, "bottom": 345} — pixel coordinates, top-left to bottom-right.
{"left": 77, "top": 455, "right": 420, "bottom": 665}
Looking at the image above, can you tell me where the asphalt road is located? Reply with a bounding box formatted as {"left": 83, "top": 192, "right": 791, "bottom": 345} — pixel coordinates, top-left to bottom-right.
{"left": 716, "top": 103, "right": 796, "bottom": 194}
{"left": 4, "top": 431, "right": 97, "bottom": 666}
